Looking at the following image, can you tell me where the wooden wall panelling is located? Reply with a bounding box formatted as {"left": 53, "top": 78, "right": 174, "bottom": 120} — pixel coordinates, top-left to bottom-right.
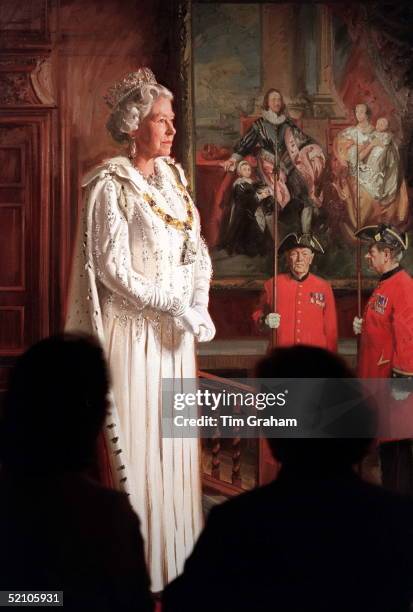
{"left": 0, "top": 1, "right": 50, "bottom": 51}
{"left": 0, "top": 110, "right": 53, "bottom": 351}
{"left": 0, "top": 0, "right": 56, "bottom": 395}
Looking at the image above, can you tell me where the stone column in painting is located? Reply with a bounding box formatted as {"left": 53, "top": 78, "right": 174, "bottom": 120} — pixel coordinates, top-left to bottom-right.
{"left": 261, "top": 4, "right": 297, "bottom": 103}
{"left": 312, "top": 4, "right": 346, "bottom": 118}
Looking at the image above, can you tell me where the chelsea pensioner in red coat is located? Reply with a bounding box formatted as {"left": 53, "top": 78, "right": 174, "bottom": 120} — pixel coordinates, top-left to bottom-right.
{"left": 354, "top": 224, "right": 413, "bottom": 379}
{"left": 252, "top": 233, "right": 338, "bottom": 352}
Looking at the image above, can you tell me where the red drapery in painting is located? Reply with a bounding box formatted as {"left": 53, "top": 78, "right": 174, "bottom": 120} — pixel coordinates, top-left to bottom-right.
{"left": 331, "top": 4, "right": 411, "bottom": 137}
{"left": 338, "top": 48, "right": 397, "bottom": 125}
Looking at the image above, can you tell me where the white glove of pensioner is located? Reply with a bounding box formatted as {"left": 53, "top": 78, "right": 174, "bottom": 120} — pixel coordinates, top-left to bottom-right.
{"left": 391, "top": 387, "right": 410, "bottom": 401}
{"left": 264, "top": 313, "right": 281, "bottom": 329}
{"left": 391, "top": 376, "right": 411, "bottom": 401}
{"left": 353, "top": 316, "right": 363, "bottom": 335}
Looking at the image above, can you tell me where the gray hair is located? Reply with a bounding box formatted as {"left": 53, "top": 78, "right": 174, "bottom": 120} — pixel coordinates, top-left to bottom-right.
{"left": 106, "top": 83, "right": 173, "bottom": 144}
{"left": 374, "top": 242, "right": 404, "bottom": 262}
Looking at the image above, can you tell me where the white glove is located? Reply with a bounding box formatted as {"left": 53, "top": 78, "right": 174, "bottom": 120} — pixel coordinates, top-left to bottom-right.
{"left": 353, "top": 316, "right": 363, "bottom": 335}
{"left": 391, "top": 376, "right": 411, "bottom": 401}
{"left": 198, "top": 325, "right": 214, "bottom": 343}
{"left": 193, "top": 304, "right": 216, "bottom": 342}
{"left": 149, "top": 286, "right": 181, "bottom": 313}
{"left": 178, "top": 307, "right": 206, "bottom": 336}
{"left": 391, "top": 387, "right": 410, "bottom": 401}
{"left": 264, "top": 313, "right": 281, "bottom": 329}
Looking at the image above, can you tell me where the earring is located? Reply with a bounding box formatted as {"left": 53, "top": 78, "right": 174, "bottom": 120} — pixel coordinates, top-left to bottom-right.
{"left": 129, "top": 139, "right": 137, "bottom": 160}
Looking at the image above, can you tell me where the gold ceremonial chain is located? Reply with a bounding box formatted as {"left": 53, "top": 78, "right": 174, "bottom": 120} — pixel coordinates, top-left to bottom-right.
{"left": 141, "top": 164, "right": 197, "bottom": 264}
{"left": 142, "top": 185, "right": 194, "bottom": 232}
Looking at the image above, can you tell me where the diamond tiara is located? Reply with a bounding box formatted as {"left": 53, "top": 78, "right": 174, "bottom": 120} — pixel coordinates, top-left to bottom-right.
{"left": 103, "top": 67, "right": 157, "bottom": 110}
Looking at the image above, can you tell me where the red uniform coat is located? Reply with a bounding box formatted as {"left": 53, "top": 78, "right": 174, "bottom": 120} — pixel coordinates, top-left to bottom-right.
{"left": 358, "top": 268, "right": 413, "bottom": 378}
{"left": 252, "top": 273, "right": 338, "bottom": 352}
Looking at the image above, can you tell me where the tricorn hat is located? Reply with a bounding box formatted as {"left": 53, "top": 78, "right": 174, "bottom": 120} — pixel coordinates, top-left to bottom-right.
{"left": 278, "top": 232, "right": 324, "bottom": 254}
{"left": 354, "top": 224, "right": 408, "bottom": 251}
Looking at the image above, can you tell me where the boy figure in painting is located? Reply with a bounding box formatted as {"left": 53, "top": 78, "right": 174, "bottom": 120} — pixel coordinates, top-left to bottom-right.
{"left": 219, "top": 160, "right": 273, "bottom": 258}
{"left": 252, "top": 233, "right": 337, "bottom": 351}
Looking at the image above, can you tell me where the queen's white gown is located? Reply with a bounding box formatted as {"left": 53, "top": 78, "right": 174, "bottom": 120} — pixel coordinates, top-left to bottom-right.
{"left": 66, "top": 155, "right": 212, "bottom": 591}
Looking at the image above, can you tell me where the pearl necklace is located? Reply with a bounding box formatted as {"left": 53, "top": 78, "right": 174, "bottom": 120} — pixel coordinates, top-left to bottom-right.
{"left": 134, "top": 164, "right": 165, "bottom": 190}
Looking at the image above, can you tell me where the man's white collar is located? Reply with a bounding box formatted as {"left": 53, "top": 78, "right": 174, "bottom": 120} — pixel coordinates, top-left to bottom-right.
{"left": 262, "top": 109, "right": 286, "bottom": 125}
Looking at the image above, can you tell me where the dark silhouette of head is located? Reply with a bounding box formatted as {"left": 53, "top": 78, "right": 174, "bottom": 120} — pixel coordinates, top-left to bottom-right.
{"left": 256, "top": 346, "right": 375, "bottom": 473}
{"left": 0, "top": 333, "right": 110, "bottom": 472}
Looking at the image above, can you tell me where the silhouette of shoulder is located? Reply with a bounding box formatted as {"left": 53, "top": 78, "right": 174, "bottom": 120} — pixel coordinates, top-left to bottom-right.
{"left": 164, "top": 474, "right": 413, "bottom": 612}
{"left": 0, "top": 472, "right": 153, "bottom": 611}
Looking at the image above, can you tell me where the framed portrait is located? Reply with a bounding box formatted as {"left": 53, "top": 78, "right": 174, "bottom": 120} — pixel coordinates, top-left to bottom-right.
{"left": 177, "top": 1, "right": 413, "bottom": 287}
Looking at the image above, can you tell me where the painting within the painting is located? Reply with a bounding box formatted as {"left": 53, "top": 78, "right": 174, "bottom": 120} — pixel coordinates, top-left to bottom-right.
{"left": 192, "top": 3, "right": 413, "bottom": 280}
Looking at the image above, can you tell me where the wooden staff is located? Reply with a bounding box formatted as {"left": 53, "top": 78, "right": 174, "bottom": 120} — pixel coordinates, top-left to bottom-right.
{"left": 356, "top": 131, "right": 362, "bottom": 318}
{"left": 271, "top": 128, "right": 280, "bottom": 349}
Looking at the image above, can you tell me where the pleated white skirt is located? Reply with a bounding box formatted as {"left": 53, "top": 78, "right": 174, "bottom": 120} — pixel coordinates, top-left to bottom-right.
{"left": 103, "top": 314, "right": 203, "bottom": 592}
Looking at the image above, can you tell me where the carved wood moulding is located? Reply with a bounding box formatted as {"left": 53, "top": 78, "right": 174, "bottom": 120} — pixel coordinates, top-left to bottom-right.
{"left": 211, "top": 277, "right": 376, "bottom": 291}
{"left": 0, "top": 72, "right": 36, "bottom": 106}
{"left": 0, "top": 57, "right": 56, "bottom": 107}
{"left": 0, "top": 0, "right": 50, "bottom": 50}
{"left": 0, "top": 2, "right": 52, "bottom": 107}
